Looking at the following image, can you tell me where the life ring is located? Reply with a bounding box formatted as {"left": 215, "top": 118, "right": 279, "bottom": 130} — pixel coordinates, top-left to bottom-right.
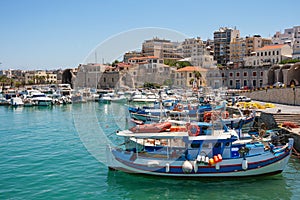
{"left": 203, "top": 112, "right": 212, "bottom": 122}
{"left": 187, "top": 124, "right": 200, "bottom": 136}
{"left": 173, "top": 104, "right": 184, "bottom": 112}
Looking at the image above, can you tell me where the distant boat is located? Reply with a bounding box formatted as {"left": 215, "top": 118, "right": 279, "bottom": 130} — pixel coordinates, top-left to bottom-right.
{"left": 31, "top": 92, "right": 53, "bottom": 106}
{"left": 10, "top": 97, "right": 24, "bottom": 107}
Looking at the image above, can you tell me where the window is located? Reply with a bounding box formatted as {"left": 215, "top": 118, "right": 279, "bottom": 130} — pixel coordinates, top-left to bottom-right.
{"left": 260, "top": 71, "right": 263, "bottom": 76}
{"left": 189, "top": 73, "right": 192, "bottom": 78}
{"left": 244, "top": 80, "right": 247, "bottom": 86}
{"left": 253, "top": 80, "right": 257, "bottom": 87}
{"left": 236, "top": 80, "right": 240, "bottom": 89}
{"left": 229, "top": 80, "right": 233, "bottom": 86}
{"left": 229, "top": 72, "right": 233, "bottom": 77}
{"left": 259, "top": 79, "right": 263, "bottom": 87}
{"left": 236, "top": 72, "right": 240, "bottom": 77}
{"left": 244, "top": 72, "right": 248, "bottom": 76}
{"left": 277, "top": 51, "right": 279, "bottom": 55}
{"left": 252, "top": 71, "right": 257, "bottom": 76}
{"left": 222, "top": 73, "right": 225, "bottom": 77}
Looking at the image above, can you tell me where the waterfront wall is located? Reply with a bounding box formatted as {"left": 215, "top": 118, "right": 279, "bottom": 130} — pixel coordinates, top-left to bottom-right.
{"left": 244, "top": 86, "right": 300, "bottom": 105}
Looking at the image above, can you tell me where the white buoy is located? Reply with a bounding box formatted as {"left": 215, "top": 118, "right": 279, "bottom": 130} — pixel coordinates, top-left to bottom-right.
{"left": 182, "top": 160, "right": 193, "bottom": 173}
{"left": 215, "top": 162, "right": 220, "bottom": 170}
{"left": 193, "top": 160, "right": 198, "bottom": 172}
{"left": 242, "top": 159, "right": 248, "bottom": 170}
{"left": 166, "top": 163, "right": 170, "bottom": 173}
{"left": 205, "top": 156, "right": 209, "bottom": 165}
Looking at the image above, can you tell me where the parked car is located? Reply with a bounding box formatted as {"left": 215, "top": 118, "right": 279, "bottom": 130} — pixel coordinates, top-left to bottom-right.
{"left": 236, "top": 95, "right": 251, "bottom": 102}
{"left": 273, "top": 82, "right": 285, "bottom": 87}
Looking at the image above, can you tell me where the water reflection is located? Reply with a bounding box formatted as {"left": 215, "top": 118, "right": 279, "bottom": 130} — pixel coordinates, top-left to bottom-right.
{"left": 105, "top": 169, "right": 293, "bottom": 200}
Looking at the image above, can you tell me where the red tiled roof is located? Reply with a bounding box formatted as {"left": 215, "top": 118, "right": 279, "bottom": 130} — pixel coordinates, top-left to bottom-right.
{"left": 128, "top": 56, "right": 159, "bottom": 60}
{"left": 176, "top": 66, "right": 207, "bottom": 72}
{"left": 116, "top": 62, "right": 132, "bottom": 67}
{"left": 257, "top": 44, "right": 286, "bottom": 51}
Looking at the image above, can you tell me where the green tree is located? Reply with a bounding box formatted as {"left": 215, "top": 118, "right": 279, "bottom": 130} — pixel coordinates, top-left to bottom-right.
{"left": 279, "top": 59, "right": 300, "bottom": 64}
{"left": 112, "top": 60, "right": 120, "bottom": 67}
{"left": 14, "top": 81, "right": 22, "bottom": 88}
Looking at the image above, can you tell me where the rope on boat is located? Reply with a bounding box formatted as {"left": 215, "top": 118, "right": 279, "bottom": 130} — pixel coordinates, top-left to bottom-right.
{"left": 292, "top": 146, "right": 300, "bottom": 159}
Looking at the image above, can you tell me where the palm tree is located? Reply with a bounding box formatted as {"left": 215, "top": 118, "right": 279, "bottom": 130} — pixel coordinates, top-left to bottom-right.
{"left": 193, "top": 71, "right": 202, "bottom": 87}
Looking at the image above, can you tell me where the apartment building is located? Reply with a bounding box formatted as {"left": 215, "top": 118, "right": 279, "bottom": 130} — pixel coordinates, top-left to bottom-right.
{"left": 142, "top": 37, "right": 182, "bottom": 60}
{"left": 272, "top": 26, "right": 300, "bottom": 59}
{"left": 213, "top": 27, "right": 240, "bottom": 65}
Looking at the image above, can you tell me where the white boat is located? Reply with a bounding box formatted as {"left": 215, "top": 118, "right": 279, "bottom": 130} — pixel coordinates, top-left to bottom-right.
{"left": 99, "top": 92, "right": 127, "bottom": 104}
{"left": 10, "top": 97, "right": 24, "bottom": 107}
{"left": 106, "top": 120, "right": 293, "bottom": 178}
{"left": 31, "top": 92, "right": 53, "bottom": 106}
{"left": 130, "top": 91, "right": 159, "bottom": 103}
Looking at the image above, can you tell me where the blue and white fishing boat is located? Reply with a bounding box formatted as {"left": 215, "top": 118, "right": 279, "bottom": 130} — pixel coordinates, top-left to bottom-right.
{"left": 106, "top": 119, "right": 293, "bottom": 178}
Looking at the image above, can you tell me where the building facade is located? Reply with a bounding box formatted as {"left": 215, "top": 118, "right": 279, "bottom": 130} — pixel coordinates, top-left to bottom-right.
{"left": 213, "top": 27, "right": 240, "bottom": 65}
{"left": 173, "top": 66, "right": 207, "bottom": 89}
{"left": 73, "top": 63, "right": 106, "bottom": 89}
{"left": 219, "top": 67, "right": 269, "bottom": 89}
{"left": 142, "top": 37, "right": 182, "bottom": 60}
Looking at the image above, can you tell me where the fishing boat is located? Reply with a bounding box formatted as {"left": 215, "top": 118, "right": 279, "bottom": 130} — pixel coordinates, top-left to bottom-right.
{"left": 106, "top": 120, "right": 294, "bottom": 178}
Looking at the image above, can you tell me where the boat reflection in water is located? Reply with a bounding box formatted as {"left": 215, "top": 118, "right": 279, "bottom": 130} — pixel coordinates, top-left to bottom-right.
{"left": 105, "top": 169, "right": 293, "bottom": 199}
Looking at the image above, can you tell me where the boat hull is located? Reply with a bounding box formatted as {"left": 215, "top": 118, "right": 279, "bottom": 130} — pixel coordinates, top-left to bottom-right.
{"left": 106, "top": 138, "right": 293, "bottom": 178}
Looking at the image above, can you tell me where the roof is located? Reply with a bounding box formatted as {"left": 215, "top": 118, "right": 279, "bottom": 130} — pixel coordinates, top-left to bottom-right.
{"left": 257, "top": 44, "right": 286, "bottom": 51}
{"left": 128, "top": 56, "right": 159, "bottom": 60}
{"left": 176, "top": 66, "right": 208, "bottom": 72}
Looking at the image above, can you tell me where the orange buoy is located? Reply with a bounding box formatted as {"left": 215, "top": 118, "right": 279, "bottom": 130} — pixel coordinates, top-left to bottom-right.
{"left": 213, "top": 155, "right": 219, "bottom": 163}
{"left": 217, "top": 154, "right": 223, "bottom": 162}
{"left": 209, "top": 158, "right": 215, "bottom": 165}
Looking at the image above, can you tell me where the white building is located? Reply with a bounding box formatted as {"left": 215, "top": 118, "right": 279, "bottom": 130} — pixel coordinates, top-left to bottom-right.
{"left": 272, "top": 26, "right": 300, "bottom": 59}
{"left": 244, "top": 44, "right": 292, "bottom": 67}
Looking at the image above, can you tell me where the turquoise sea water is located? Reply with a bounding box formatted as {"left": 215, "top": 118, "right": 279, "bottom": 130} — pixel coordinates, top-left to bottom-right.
{"left": 1, "top": 102, "right": 300, "bottom": 200}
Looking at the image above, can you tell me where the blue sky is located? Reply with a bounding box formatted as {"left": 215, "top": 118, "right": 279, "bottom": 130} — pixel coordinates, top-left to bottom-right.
{"left": 0, "top": 0, "right": 299, "bottom": 70}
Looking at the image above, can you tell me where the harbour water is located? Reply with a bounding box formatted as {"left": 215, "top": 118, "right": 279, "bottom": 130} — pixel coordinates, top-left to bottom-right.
{"left": 1, "top": 102, "right": 300, "bottom": 200}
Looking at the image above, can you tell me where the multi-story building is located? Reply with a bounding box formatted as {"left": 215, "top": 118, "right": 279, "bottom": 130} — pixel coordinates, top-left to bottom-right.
{"left": 74, "top": 63, "right": 106, "bottom": 89}
{"left": 181, "top": 37, "right": 215, "bottom": 67}
{"left": 142, "top": 37, "right": 182, "bottom": 60}
{"left": 245, "top": 35, "right": 272, "bottom": 56}
{"left": 97, "top": 56, "right": 175, "bottom": 89}
{"left": 272, "top": 26, "right": 300, "bottom": 59}
{"left": 182, "top": 37, "right": 202, "bottom": 58}
{"left": 229, "top": 37, "right": 246, "bottom": 67}
{"left": 244, "top": 44, "right": 292, "bottom": 67}
{"left": 256, "top": 44, "right": 292, "bottom": 66}
{"left": 24, "top": 70, "right": 57, "bottom": 84}
{"left": 229, "top": 35, "right": 272, "bottom": 67}
{"left": 123, "top": 51, "right": 144, "bottom": 63}
{"left": 220, "top": 66, "right": 269, "bottom": 89}
{"left": 213, "top": 27, "right": 240, "bottom": 65}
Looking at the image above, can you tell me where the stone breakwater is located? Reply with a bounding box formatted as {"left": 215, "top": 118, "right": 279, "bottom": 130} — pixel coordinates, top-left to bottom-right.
{"left": 244, "top": 86, "right": 300, "bottom": 106}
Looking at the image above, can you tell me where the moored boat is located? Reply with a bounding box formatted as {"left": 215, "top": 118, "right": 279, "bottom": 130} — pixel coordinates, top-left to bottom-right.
{"left": 106, "top": 120, "right": 293, "bottom": 178}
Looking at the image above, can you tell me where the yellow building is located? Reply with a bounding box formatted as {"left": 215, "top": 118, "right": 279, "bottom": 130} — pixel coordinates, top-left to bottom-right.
{"left": 174, "top": 66, "right": 207, "bottom": 88}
